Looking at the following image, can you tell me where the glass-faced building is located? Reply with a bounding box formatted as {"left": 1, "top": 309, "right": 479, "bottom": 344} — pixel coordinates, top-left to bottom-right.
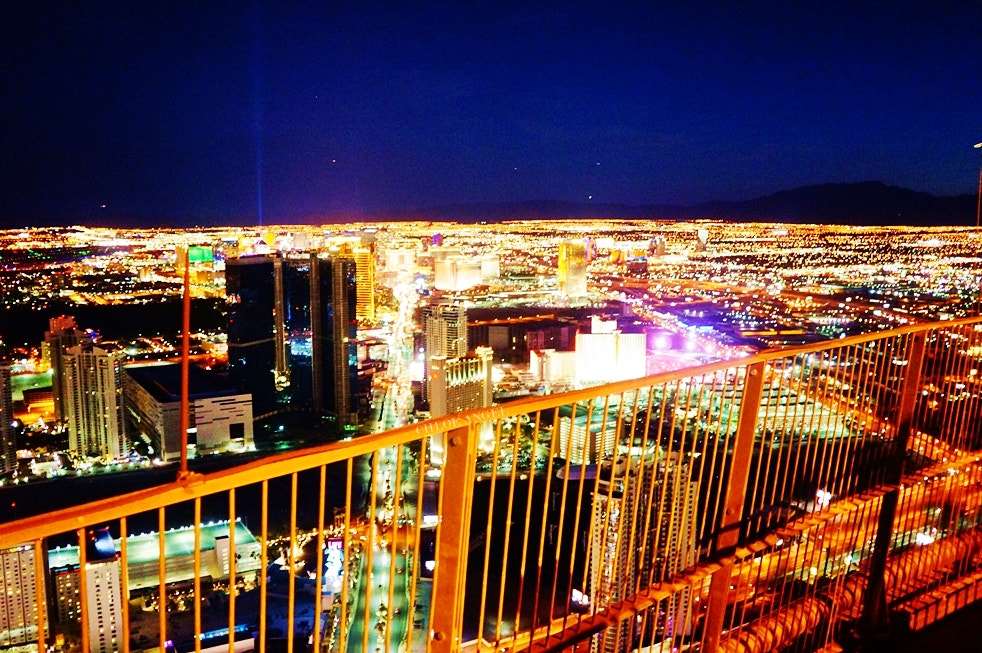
{"left": 226, "top": 253, "right": 357, "bottom": 427}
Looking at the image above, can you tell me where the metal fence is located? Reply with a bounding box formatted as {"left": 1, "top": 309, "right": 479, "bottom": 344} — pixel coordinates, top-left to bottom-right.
{"left": 2, "top": 317, "right": 982, "bottom": 653}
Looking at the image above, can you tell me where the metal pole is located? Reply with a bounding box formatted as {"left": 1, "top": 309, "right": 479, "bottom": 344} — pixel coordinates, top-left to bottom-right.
{"left": 704, "top": 361, "right": 767, "bottom": 652}
{"left": 859, "top": 331, "right": 926, "bottom": 647}
{"left": 180, "top": 247, "right": 191, "bottom": 476}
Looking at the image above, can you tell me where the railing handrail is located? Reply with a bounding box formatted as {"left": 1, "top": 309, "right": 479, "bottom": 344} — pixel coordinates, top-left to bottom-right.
{"left": 2, "top": 315, "right": 978, "bottom": 551}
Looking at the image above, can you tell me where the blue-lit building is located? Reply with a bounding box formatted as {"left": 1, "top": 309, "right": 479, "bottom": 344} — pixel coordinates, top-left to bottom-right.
{"left": 225, "top": 253, "right": 358, "bottom": 428}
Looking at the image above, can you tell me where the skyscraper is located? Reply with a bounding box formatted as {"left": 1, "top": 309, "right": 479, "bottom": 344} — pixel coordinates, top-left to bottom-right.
{"left": 558, "top": 239, "right": 589, "bottom": 297}
{"left": 62, "top": 343, "right": 127, "bottom": 460}
{"left": 43, "top": 316, "right": 89, "bottom": 425}
{"left": 0, "top": 543, "right": 45, "bottom": 647}
{"left": 422, "top": 304, "right": 468, "bottom": 402}
{"left": 587, "top": 453, "right": 699, "bottom": 652}
{"left": 226, "top": 252, "right": 358, "bottom": 426}
{"left": 428, "top": 347, "right": 493, "bottom": 419}
{"left": 0, "top": 363, "right": 14, "bottom": 475}
{"left": 353, "top": 245, "right": 376, "bottom": 323}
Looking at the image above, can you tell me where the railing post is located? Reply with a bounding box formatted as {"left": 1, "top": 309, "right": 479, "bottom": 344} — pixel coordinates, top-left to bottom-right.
{"left": 430, "top": 424, "right": 478, "bottom": 652}
{"left": 860, "top": 332, "right": 927, "bottom": 645}
{"left": 703, "top": 360, "right": 767, "bottom": 652}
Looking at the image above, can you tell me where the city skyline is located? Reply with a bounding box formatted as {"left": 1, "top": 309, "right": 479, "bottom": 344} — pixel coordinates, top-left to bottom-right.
{"left": 3, "top": 2, "right": 981, "bottom": 227}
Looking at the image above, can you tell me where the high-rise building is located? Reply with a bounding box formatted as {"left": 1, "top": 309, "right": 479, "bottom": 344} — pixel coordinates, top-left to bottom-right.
{"left": 428, "top": 347, "right": 493, "bottom": 419}
{"left": 0, "top": 543, "right": 45, "bottom": 647}
{"left": 557, "top": 402, "right": 619, "bottom": 465}
{"left": 51, "top": 528, "right": 124, "bottom": 653}
{"left": 428, "top": 347, "right": 494, "bottom": 463}
{"left": 62, "top": 343, "right": 127, "bottom": 460}
{"left": 423, "top": 305, "right": 468, "bottom": 360}
{"left": 422, "top": 304, "right": 468, "bottom": 401}
{"left": 226, "top": 253, "right": 358, "bottom": 426}
{"left": 0, "top": 364, "right": 14, "bottom": 475}
{"left": 587, "top": 454, "right": 699, "bottom": 652}
{"left": 43, "top": 316, "right": 89, "bottom": 424}
{"left": 353, "top": 245, "right": 376, "bottom": 323}
{"left": 558, "top": 239, "right": 589, "bottom": 297}
{"left": 84, "top": 558, "right": 123, "bottom": 653}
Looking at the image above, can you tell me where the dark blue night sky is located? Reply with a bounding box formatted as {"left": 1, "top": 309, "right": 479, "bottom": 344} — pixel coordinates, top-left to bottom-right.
{"left": 2, "top": 1, "right": 981, "bottom": 226}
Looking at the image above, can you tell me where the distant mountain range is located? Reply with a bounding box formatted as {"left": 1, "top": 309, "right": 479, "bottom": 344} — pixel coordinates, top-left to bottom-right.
{"left": 375, "top": 181, "right": 977, "bottom": 227}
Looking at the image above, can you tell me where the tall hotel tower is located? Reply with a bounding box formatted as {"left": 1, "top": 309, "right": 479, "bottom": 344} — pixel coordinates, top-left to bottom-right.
{"left": 588, "top": 454, "right": 699, "bottom": 653}
{"left": 558, "top": 239, "right": 589, "bottom": 297}
{"left": 43, "top": 316, "right": 88, "bottom": 425}
{"left": 422, "top": 304, "right": 468, "bottom": 401}
{"left": 226, "top": 252, "right": 358, "bottom": 426}
{"left": 0, "top": 544, "right": 46, "bottom": 647}
{"left": 353, "top": 245, "right": 376, "bottom": 323}
{"left": 0, "top": 364, "right": 14, "bottom": 474}
{"left": 62, "top": 343, "right": 127, "bottom": 459}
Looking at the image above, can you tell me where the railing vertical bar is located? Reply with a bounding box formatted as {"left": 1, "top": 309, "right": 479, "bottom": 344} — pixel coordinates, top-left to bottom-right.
{"left": 33, "top": 538, "right": 47, "bottom": 653}
{"left": 962, "top": 325, "right": 982, "bottom": 444}
{"left": 494, "top": 420, "right": 522, "bottom": 645}
{"left": 934, "top": 328, "right": 962, "bottom": 451}
{"left": 78, "top": 527, "right": 90, "bottom": 653}
{"left": 259, "top": 481, "right": 269, "bottom": 653}
{"left": 943, "top": 325, "right": 971, "bottom": 452}
{"left": 363, "top": 451, "right": 378, "bottom": 653}
{"left": 861, "top": 330, "right": 926, "bottom": 642}
{"left": 908, "top": 329, "right": 935, "bottom": 460}
{"left": 758, "top": 361, "right": 786, "bottom": 535}
{"left": 193, "top": 498, "right": 202, "bottom": 653}
{"left": 287, "top": 473, "right": 297, "bottom": 653}
{"left": 828, "top": 341, "right": 870, "bottom": 499}
{"left": 950, "top": 324, "right": 978, "bottom": 451}
{"left": 644, "top": 381, "right": 673, "bottom": 591}
{"left": 843, "top": 337, "right": 890, "bottom": 496}
{"left": 811, "top": 343, "right": 851, "bottom": 498}
{"left": 228, "top": 488, "right": 237, "bottom": 652}
{"left": 865, "top": 333, "right": 899, "bottom": 486}
{"left": 704, "top": 359, "right": 766, "bottom": 653}
{"left": 704, "top": 372, "right": 734, "bottom": 552}
{"left": 157, "top": 507, "right": 167, "bottom": 653}
{"left": 513, "top": 410, "right": 541, "bottom": 637}
{"left": 693, "top": 373, "right": 717, "bottom": 553}
{"left": 749, "top": 364, "right": 778, "bottom": 534}
{"left": 548, "top": 397, "right": 591, "bottom": 634}
{"left": 557, "top": 396, "right": 597, "bottom": 637}
{"left": 689, "top": 373, "right": 713, "bottom": 558}
{"left": 339, "top": 458, "right": 353, "bottom": 653}
{"left": 119, "top": 517, "right": 130, "bottom": 653}
{"left": 530, "top": 406, "right": 559, "bottom": 639}
{"left": 386, "top": 446, "right": 404, "bottom": 653}
{"left": 622, "top": 387, "right": 647, "bottom": 601}
{"left": 313, "top": 465, "right": 326, "bottom": 653}
{"left": 933, "top": 325, "right": 959, "bottom": 453}
{"left": 772, "top": 353, "right": 811, "bottom": 524}
{"left": 476, "top": 419, "right": 504, "bottom": 645}
{"left": 430, "top": 424, "right": 477, "bottom": 652}
{"left": 649, "top": 378, "right": 682, "bottom": 593}
{"left": 406, "top": 440, "right": 425, "bottom": 653}
{"left": 796, "top": 348, "right": 830, "bottom": 507}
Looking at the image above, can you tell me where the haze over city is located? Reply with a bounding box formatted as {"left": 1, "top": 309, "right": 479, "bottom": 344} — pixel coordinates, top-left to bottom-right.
{"left": 3, "top": 2, "right": 981, "bottom": 226}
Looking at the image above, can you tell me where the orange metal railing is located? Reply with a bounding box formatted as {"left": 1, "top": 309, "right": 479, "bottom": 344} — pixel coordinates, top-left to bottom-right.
{"left": 1, "top": 318, "right": 982, "bottom": 653}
